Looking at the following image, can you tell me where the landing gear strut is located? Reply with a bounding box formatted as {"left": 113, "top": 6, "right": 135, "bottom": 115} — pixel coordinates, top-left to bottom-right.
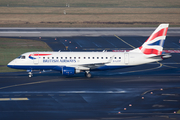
{"left": 85, "top": 71, "right": 91, "bottom": 78}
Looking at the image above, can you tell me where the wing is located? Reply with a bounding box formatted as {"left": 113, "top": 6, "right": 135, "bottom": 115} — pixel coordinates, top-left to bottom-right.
{"left": 79, "top": 62, "right": 107, "bottom": 69}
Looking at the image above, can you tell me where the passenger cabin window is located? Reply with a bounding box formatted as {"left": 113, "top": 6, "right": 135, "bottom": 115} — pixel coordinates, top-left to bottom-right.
{"left": 52, "top": 57, "right": 54, "bottom": 59}
{"left": 56, "top": 57, "right": 58, "bottom": 59}
{"left": 65, "top": 57, "right": 67, "bottom": 59}
{"left": 119, "top": 57, "right": 121, "bottom": 59}
{"left": 88, "top": 57, "right": 90, "bottom": 59}
{"left": 97, "top": 57, "right": 99, "bottom": 59}
{"left": 70, "top": 57, "right": 72, "bottom": 59}
{"left": 78, "top": 57, "right": 80, "bottom": 59}
{"left": 61, "top": 57, "right": 63, "bottom": 59}
{"left": 101, "top": 57, "right": 103, "bottom": 59}
{"left": 74, "top": 57, "right": 76, "bottom": 59}
{"left": 43, "top": 57, "right": 45, "bottom": 59}
{"left": 114, "top": 57, "right": 116, "bottom": 59}
{"left": 106, "top": 57, "right": 108, "bottom": 59}
{"left": 84, "top": 57, "right": 86, "bottom": 59}
{"left": 92, "top": 57, "right": 94, "bottom": 59}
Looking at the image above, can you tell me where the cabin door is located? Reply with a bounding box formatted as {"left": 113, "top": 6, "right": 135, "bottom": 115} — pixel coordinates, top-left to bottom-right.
{"left": 124, "top": 53, "right": 129, "bottom": 64}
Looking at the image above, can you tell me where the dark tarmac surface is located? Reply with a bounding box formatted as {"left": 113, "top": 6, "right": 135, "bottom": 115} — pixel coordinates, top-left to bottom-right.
{"left": 0, "top": 34, "right": 180, "bottom": 120}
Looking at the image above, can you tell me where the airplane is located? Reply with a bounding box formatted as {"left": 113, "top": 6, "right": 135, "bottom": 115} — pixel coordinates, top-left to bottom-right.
{"left": 7, "top": 24, "right": 171, "bottom": 78}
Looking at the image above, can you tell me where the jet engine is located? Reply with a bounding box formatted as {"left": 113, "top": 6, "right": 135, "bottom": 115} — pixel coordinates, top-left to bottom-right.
{"left": 62, "top": 67, "right": 75, "bottom": 75}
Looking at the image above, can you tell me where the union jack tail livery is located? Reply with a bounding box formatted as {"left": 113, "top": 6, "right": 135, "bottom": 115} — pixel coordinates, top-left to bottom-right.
{"left": 140, "top": 24, "right": 169, "bottom": 56}
{"left": 130, "top": 24, "right": 169, "bottom": 57}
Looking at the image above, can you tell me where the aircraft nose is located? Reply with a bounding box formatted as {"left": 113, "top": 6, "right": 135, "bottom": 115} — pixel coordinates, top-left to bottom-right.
{"left": 7, "top": 60, "right": 15, "bottom": 68}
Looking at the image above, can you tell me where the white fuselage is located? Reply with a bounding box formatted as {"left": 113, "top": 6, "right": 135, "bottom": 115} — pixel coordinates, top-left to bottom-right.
{"left": 8, "top": 51, "right": 162, "bottom": 71}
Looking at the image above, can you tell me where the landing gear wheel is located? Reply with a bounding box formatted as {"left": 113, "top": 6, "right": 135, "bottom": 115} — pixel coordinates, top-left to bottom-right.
{"left": 29, "top": 74, "right": 32, "bottom": 78}
{"left": 86, "top": 73, "right": 91, "bottom": 78}
{"left": 85, "top": 72, "right": 91, "bottom": 78}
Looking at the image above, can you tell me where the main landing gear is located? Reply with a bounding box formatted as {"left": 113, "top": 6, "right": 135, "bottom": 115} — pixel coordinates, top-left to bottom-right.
{"left": 85, "top": 71, "right": 91, "bottom": 78}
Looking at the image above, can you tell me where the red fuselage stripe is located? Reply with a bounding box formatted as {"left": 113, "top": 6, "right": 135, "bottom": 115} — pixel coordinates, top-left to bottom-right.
{"left": 29, "top": 54, "right": 52, "bottom": 56}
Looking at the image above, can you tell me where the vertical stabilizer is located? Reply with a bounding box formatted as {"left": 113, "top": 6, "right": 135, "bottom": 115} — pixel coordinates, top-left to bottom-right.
{"left": 130, "top": 24, "right": 169, "bottom": 57}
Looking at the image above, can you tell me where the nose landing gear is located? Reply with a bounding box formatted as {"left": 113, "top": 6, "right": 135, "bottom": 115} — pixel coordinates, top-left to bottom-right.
{"left": 28, "top": 72, "right": 33, "bottom": 78}
{"left": 27, "top": 70, "right": 33, "bottom": 78}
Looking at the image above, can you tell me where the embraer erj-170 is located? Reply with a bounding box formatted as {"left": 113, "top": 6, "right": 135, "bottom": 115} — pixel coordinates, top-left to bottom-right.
{"left": 7, "top": 24, "right": 171, "bottom": 78}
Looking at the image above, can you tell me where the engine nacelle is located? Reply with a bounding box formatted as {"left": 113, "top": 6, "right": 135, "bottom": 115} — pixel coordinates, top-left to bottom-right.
{"left": 62, "top": 67, "right": 75, "bottom": 75}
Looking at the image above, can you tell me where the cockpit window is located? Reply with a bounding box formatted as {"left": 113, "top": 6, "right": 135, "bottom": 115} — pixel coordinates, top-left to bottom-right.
{"left": 21, "top": 56, "right": 26, "bottom": 59}
{"left": 17, "top": 55, "right": 25, "bottom": 59}
{"left": 17, "top": 56, "right": 21, "bottom": 59}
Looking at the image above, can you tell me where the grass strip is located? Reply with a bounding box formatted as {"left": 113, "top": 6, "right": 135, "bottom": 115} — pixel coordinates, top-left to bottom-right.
{"left": 0, "top": 38, "right": 52, "bottom": 72}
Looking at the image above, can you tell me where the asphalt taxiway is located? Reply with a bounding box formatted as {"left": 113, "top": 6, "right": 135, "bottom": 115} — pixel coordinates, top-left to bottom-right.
{"left": 0, "top": 71, "right": 180, "bottom": 120}
{"left": 0, "top": 28, "right": 180, "bottom": 120}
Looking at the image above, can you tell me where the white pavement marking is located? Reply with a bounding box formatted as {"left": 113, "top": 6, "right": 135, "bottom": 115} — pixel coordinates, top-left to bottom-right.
{"left": 0, "top": 32, "right": 41, "bottom": 33}
{"left": 76, "top": 41, "right": 83, "bottom": 47}
{"left": 163, "top": 99, "right": 178, "bottom": 102}
{"left": 0, "top": 91, "right": 126, "bottom": 94}
{"left": 92, "top": 42, "right": 101, "bottom": 47}
{"left": 172, "top": 43, "right": 180, "bottom": 48}
{"left": 106, "top": 40, "right": 117, "bottom": 47}
{"left": 161, "top": 94, "right": 177, "bottom": 96}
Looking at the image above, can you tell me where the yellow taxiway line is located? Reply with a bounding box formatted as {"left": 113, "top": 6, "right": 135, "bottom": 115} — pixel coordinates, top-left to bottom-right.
{"left": 0, "top": 98, "right": 29, "bottom": 101}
